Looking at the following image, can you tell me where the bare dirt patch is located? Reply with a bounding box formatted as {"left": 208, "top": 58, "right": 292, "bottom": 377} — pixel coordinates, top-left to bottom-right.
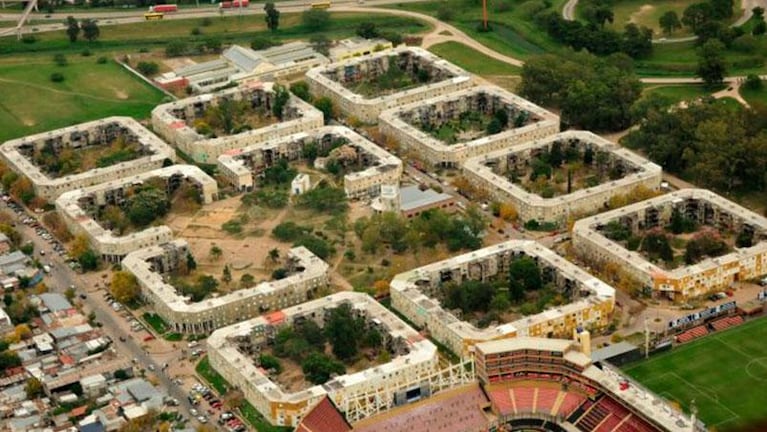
{"left": 629, "top": 4, "right": 656, "bottom": 24}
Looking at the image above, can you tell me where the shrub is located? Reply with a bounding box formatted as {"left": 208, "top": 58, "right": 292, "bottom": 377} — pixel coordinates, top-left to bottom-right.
{"left": 251, "top": 36, "right": 276, "bottom": 50}
{"left": 136, "top": 61, "right": 160, "bottom": 76}
{"left": 190, "top": 27, "right": 202, "bottom": 36}
{"left": 744, "top": 74, "right": 763, "bottom": 91}
{"left": 21, "top": 35, "right": 37, "bottom": 44}
{"left": 96, "top": 56, "right": 108, "bottom": 64}
{"left": 81, "top": 48, "right": 91, "bottom": 57}
{"left": 436, "top": 4, "right": 453, "bottom": 21}
{"left": 201, "top": 17, "right": 213, "bottom": 26}
{"left": 50, "top": 73, "right": 65, "bottom": 83}
{"left": 53, "top": 54, "right": 67, "bottom": 66}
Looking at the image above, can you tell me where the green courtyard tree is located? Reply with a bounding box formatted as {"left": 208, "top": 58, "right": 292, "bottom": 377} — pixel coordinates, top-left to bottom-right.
{"left": 264, "top": 2, "right": 280, "bottom": 32}
{"left": 696, "top": 38, "right": 727, "bottom": 88}
{"left": 111, "top": 271, "right": 140, "bottom": 304}
{"left": 325, "top": 303, "right": 363, "bottom": 361}
{"left": 271, "top": 84, "right": 290, "bottom": 120}
{"left": 127, "top": 188, "right": 169, "bottom": 227}
{"left": 301, "top": 352, "right": 345, "bottom": 384}
{"left": 313, "top": 96, "right": 334, "bottom": 123}
{"left": 659, "top": 11, "right": 682, "bottom": 35}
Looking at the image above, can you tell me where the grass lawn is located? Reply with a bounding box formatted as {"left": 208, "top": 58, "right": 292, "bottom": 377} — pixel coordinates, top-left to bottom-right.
{"left": 0, "top": 13, "right": 429, "bottom": 55}
{"left": 636, "top": 40, "right": 767, "bottom": 76}
{"left": 142, "top": 312, "right": 170, "bottom": 334}
{"left": 740, "top": 85, "right": 767, "bottom": 106}
{"left": 386, "top": 0, "right": 567, "bottom": 61}
{"left": 623, "top": 317, "right": 767, "bottom": 430}
{"left": 0, "top": 57, "right": 165, "bottom": 142}
{"left": 196, "top": 357, "right": 290, "bottom": 432}
{"left": 642, "top": 84, "right": 719, "bottom": 104}
{"left": 428, "top": 41, "right": 521, "bottom": 75}
{"left": 164, "top": 332, "right": 183, "bottom": 341}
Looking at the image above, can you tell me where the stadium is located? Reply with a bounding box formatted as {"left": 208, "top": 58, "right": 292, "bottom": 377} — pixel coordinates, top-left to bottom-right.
{"left": 294, "top": 336, "right": 703, "bottom": 432}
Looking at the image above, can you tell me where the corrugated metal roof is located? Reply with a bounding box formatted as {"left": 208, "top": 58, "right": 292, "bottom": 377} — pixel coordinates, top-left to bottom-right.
{"left": 400, "top": 185, "right": 453, "bottom": 212}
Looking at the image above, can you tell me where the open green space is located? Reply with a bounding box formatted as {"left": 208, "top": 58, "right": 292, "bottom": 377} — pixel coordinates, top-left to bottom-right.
{"left": 428, "top": 41, "right": 521, "bottom": 75}
{"left": 0, "top": 13, "right": 429, "bottom": 55}
{"left": 740, "top": 84, "right": 767, "bottom": 106}
{"left": 387, "top": 0, "right": 567, "bottom": 60}
{"left": 142, "top": 312, "right": 170, "bottom": 334}
{"left": 0, "top": 57, "right": 165, "bottom": 142}
{"left": 635, "top": 39, "right": 767, "bottom": 76}
{"left": 642, "top": 84, "right": 719, "bottom": 104}
{"left": 623, "top": 317, "right": 767, "bottom": 430}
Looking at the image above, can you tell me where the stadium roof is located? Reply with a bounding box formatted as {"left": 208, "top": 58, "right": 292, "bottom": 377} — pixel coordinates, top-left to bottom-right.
{"left": 590, "top": 341, "right": 639, "bottom": 364}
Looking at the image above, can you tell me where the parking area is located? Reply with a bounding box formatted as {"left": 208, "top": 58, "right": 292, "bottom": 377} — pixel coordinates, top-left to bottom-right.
{"left": 188, "top": 382, "right": 246, "bottom": 432}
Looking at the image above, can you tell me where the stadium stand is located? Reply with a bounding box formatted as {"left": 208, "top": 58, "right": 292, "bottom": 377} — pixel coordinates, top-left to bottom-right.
{"left": 674, "top": 325, "right": 709, "bottom": 344}
{"left": 710, "top": 315, "right": 744, "bottom": 332}
{"left": 294, "top": 397, "right": 352, "bottom": 432}
{"left": 352, "top": 384, "right": 491, "bottom": 432}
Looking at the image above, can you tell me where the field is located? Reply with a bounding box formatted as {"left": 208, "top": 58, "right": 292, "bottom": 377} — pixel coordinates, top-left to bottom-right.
{"left": 428, "top": 41, "right": 522, "bottom": 75}
{"left": 740, "top": 85, "right": 767, "bottom": 107}
{"left": 623, "top": 317, "right": 767, "bottom": 430}
{"left": 642, "top": 84, "right": 719, "bottom": 103}
{"left": 0, "top": 57, "right": 165, "bottom": 142}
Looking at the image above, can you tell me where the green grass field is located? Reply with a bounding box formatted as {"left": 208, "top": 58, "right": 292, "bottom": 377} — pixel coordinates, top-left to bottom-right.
{"left": 642, "top": 84, "right": 718, "bottom": 103}
{"left": 428, "top": 41, "right": 521, "bottom": 75}
{"left": 0, "top": 57, "right": 166, "bottom": 142}
{"left": 740, "top": 85, "right": 767, "bottom": 107}
{"left": 623, "top": 317, "right": 767, "bottom": 431}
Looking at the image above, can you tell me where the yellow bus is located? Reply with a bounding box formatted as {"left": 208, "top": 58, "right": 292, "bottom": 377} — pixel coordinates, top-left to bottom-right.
{"left": 144, "top": 12, "right": 164, "bottom": 20}
{"left": 310, "top": 1, "right": 330, "bottom": 9}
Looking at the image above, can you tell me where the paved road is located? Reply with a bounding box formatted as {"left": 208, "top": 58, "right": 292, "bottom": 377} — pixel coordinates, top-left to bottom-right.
{"left": 1, "top": 202, "right": 201, "bottom": 426}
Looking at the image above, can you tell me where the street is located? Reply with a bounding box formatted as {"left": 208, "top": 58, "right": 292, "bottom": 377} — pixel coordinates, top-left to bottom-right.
{"left": 1, "top": 201, "right": 202, "bottom": 427}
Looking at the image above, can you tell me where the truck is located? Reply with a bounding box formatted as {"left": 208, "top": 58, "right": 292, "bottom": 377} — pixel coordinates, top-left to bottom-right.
{"left": 148, "top": 4, "right": 177, "bottom": 12}
{"left": 219, "top": 0, "right": 249, "bottom": 8}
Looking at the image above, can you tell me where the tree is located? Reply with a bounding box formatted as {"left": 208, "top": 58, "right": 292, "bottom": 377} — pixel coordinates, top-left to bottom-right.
{"left": 66, "top": 16, "right": 80, "bottom": 42}
{"left": 186, "top": 253, "right": 197, "bottom": 271}
{"left": 682, "top": 3, "right": 713, "bottom": 34}
{"left": 209, "top": 245, "right": 223, "bottom": 260}
{"left": 356, "top": 22, "right": 379, "bottom": 39}
{"left": 64, "top": 286, "right": 76, "bottom": 302}
{"left": 251, "top": 36, "right": 276, "bottom": 50}
{"left": 302, "top": 8, "right": 330, "bottom": 31}
{"left": 9, "top": 176, "right": 34, "bottom": 204}
{"left": 78, "top": 249, "right": 99, "bottom": 271}
{"left": 621, "top": 24, "right": 653, "bottom": 59}
{"left": 223, "top": 389, "right": 244, "bottom": 410}
{"left": 136, "top": 61, "right": 159, "bottom": 76}
{"left": 310, "top": 34, "right": 331, "bottom": 56}
{"left": 126, "top": 188, "right": 169, "bottom": 227}
{"left": 745, "top": 74, "right": 763, "bottom": 90}
{"left": 25, "top": 377, "right": 43, "bottom": 399}
{"left": 240, "top": 273, "right": 255, "bottom": 287}
{"left": 509, "top": 256, "right": 542, "bottom": 292}
{"left": 325, "top": 303, "right": 363, "bottom": 361}
{"left": 313, "top": 96, "right": 334, "bottom": 123}
{"left": 222, "top": 264, "right": 232, "bottom": 284}
{"left": 659, "top": 11, "right": 682, "bottom": 35}
{"left": 264, "top": 2, "right": 280, "bottom": 32}
{"left": 111, "top": 271, "right": 140, "bottom": 304}
{"left": 710, "top": 0, "right": 734, "bottom": 19}
{"left": 290, "top": 81, "right": 311, "bottom": 102}
{"left": 268, "top": 248, "right": 280, "bottom": 262}
{"left": 696, "top": 38, "right": 727, "bottom": 88}
{"left": 81, "top": 19, "right": 100, "bottom": 42}
{"left": 271, "top": 84, "right": 290, "bottom": 120}
{"left": 754, "top": 20, "right": 767, "bottom": 35}
{"left": 302, "top": 352, "right": 345, "bottom": 384}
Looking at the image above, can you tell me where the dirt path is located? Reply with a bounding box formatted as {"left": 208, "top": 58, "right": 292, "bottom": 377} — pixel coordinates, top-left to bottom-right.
{"left": 0, "top": 76, "right": 153, "bottom": 104}
{"left": 711, "top": 79, "right": 750, "bottom": 108}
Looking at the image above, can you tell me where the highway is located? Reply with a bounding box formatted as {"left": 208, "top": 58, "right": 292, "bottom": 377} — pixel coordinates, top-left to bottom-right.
{"left": 0, "top": 201, "right": 201, "bottom": 426}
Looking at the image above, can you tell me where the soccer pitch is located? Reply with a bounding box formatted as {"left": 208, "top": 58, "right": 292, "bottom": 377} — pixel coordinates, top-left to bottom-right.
{"left": 623, "top": 317, "right": 767, "bottom": 431}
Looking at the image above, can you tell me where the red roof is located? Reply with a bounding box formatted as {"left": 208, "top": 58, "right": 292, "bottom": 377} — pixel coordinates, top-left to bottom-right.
{"left": 295, "top": 397, "right": 352, "bottom": 432}
{"left": 70, "top": 405, "right": 88, "bottom": 418}
{"left": 264, "top": 311, "right": 286, "bottom": 325}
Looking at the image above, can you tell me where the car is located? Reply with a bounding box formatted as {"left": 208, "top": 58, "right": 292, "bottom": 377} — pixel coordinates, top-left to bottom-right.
{"left": 79, "top": 293, "right": 87, "bottom": 299}
{"left": 148, "top": 364, "right": 155, "bottom": 371}
{"left": 197, "top": 415, "right": 208, "bottom": 424}
{"left": 190, "top": 408, "right": 199, "bottom": 416}
{"left": 174, "top": 378, "right": 183, "bottom": 385}
{"left": 119, "top": 336, "right": 126, "bottom": 342}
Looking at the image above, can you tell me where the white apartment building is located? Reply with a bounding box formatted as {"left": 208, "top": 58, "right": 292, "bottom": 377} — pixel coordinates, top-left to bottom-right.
{"left": 55, "top": 165, "right": 217, "bottom": 262}
{"left": 0, "top": 117, "right": 176, "bottom": 201}
{"left": 379, "top": 85, "right": 560, "bottom": 168}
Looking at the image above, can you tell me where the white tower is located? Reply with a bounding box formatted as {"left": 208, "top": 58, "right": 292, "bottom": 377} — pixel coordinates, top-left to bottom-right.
{"left": 379, "top": 184, "right": 401, "bottom": 213}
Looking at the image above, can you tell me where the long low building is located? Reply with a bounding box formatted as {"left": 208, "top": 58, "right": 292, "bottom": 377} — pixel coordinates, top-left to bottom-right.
{"left": 123, "top": 239, "right": 329, "bottom": 334}
{"left": 55, "top": 165, "right": 217, "bottom": 262}
{"left": 207, "top": 291, "right": 439, "bottom": 427}
{"left": 217, "top": 126, "right": 402, "bottom": 199}
{"left": 379, "top": 85, "right": 560, "bottom": 168}
{"left": 462, "top": 131, "right": 662, "bottom": 225}
{"left": 306, "top": 46, "right": 473, "bottom": 123}
{"left": 151, "top": 82, "right": 324, "bottom": 163}
{"left": 572, "top": 188, "right": 767, "bottom": 300}
{"left": 390, "top": 240, "right": 615, "bottom": 356}
{"left": 0, "top": 117, "right": 176, "bottom": 202}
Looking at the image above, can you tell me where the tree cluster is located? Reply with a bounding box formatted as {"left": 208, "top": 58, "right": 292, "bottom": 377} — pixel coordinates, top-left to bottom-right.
{"left": 684, "top": 229, "right": 729, "bottom": 264}
{"left": 623, "top": 98, "right": 767, "bottom": 193}
{"left": 273, "top": 304, "right": 383, "bottom": 384}
{"left": 536, "top": 10, "right": 652, "bottom": 58}
{"left": 271, "top": 221, "right": 333, "bottom": 259}
{"left": 65, "top": 16, "right": 100, "bottom": 43}
{"left": 174, "top": 275, "right": 219, "bottom": 302}
{"left": 353, "top": 207, "right": 486, "bottom": 254}
{"left": 295, "top": 182, "right": 348, "bottom": 215}
{"left": 520, "top": 51, "right": 642, "bottom": 131}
